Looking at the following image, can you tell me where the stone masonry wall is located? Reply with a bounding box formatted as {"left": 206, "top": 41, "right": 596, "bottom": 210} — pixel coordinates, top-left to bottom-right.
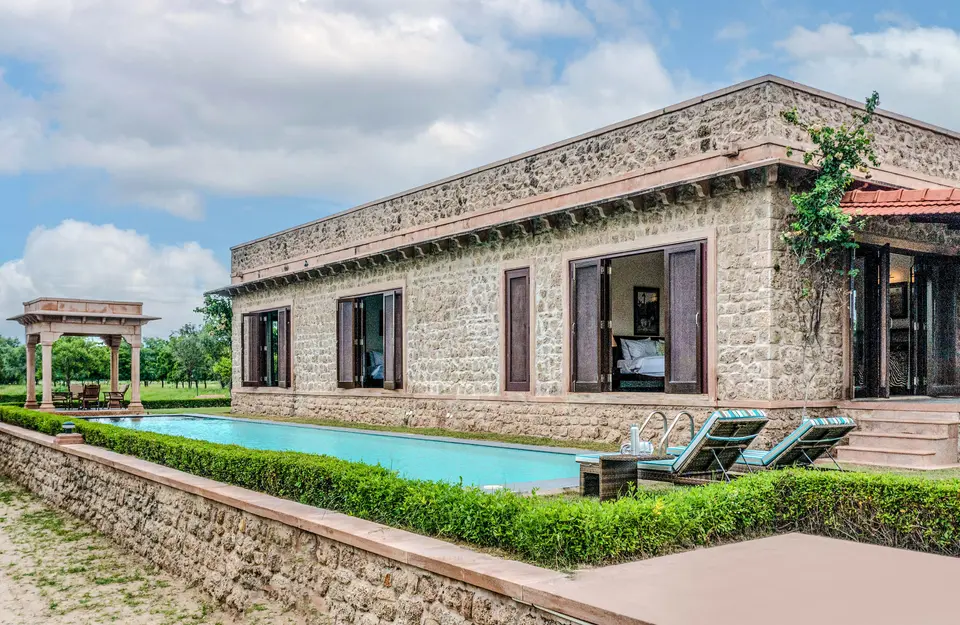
{"left": 0, "top": 431, "right": 566, "bottom": 625}
{"left": 232, "top": 78, "right": 960, "bottom": 276}
{"left": 232, "top": 186, "right": 778, "bottom": 401}
{"left": 231, "top": 81, "right": 775, "bottom": 275}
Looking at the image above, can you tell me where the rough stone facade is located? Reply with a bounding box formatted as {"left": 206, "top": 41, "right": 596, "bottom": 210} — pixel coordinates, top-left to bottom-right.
{"left": 227, "top": 76, "right": 960, "bottom": 449}
{"left": 231, "top": 78, "right": 960, "bottom": 277}
{"left": 0, "top": 431, "right": 566, "bottom": 625}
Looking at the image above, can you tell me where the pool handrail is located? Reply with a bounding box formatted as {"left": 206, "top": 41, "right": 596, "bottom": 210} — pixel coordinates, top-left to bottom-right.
{"left": 659, "top": 411, "right": 696, "bottom": 455}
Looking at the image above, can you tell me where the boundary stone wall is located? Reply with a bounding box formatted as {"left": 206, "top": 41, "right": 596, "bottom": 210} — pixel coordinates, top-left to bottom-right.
{"left": 0, "top": 426, "right": 576, "bottom": 625}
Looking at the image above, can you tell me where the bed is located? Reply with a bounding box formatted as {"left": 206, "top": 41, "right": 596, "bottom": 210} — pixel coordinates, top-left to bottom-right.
{"left": 613, "top": 336, "right": 665, "bottom": 392}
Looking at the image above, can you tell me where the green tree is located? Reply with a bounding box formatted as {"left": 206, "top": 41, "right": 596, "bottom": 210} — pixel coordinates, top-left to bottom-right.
{"left": 51, "top": 337, "right": 96, "bottom": 389}
{"left": 170, "top": 324, "right": 210, "bottom": 394}
{"left": 0, "top": 338, "right": 26, "bottom": 385}
{"left": 213, "top": 355, "right": 232, "bottom": 389}
{"left": 781, "top": 91, "right": 881, "bottom": 414}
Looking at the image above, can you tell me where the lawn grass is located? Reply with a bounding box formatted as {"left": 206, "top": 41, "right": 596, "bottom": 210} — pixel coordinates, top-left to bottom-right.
{"left": 836, "top": 462, "right": 960, "bottom": 480}
{"left": 0, "top": 383, "right": 229, "bottom": 401}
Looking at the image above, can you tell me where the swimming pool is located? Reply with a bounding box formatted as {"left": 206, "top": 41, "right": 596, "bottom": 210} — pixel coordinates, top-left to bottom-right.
{"left": 90, "top": 415, "right": 580, "bottom": 488}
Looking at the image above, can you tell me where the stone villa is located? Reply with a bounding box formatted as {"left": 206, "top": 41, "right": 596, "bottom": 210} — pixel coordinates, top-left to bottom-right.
{"left": 212, "top": 75, "right": 960, "bottom": 468}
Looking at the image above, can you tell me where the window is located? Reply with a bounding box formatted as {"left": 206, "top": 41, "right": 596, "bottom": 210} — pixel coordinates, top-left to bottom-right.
{"left": 504, "top": 268, "right": 531, "bottom": 392}
{"left": 570, "top": 241, "right": 705, "bottom": 394}
{"left": 242, "top": 307, "right": 291, "bottom": 388}
{"left": 338, "top": 290, "right": 403, "bottom": 390}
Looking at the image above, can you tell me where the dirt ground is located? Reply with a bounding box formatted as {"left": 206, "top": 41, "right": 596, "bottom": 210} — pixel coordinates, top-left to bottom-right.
{"left": 0, "top": 476, "right": 329, "bottom": 625}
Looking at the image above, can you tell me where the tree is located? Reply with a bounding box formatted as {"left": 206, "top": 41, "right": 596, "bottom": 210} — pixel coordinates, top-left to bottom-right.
{"left": 170, "top": 324, "right": 211, "bottom": 394}
{"left": 196, "top": 295, "right": 232, "bottom": 353}
{"left": 781, "top": 91, "right": 880, "bottom": 415}
{"left": 51, "top": 337, "right": 96, "bottom": 388}
{"left": 213, "top": 356, "right": 232, "bottom": 389}
{"left": 0, "top": 338, "right": 26, "bottom": 385}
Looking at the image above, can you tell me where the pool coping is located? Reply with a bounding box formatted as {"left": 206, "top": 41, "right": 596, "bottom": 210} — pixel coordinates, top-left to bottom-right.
{"left": 86, "top": 413, "right": 590, "bottom": 493}
{"left": 0, "top": 420, "right": 645, "bottom": 625}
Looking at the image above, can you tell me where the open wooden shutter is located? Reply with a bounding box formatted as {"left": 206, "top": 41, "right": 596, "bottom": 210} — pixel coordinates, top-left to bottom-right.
{"left": 927, "top": 260, "right": 960, "bottom": 397}
{"left": 241, "top": 313, "right": 261, "bottom": 387}
{"left": 664, "top": 243, "right": 703, "bottom": 394}
{"left": 505, "top": 268, "right": 531, "bottom": 392}
{"left": 277, "top": 308, "right": 291, "bottom": 388}
{"left": 383, "top": 291, "right": 403, "bottom": 390}
{"left": 337, "top": 299, "right": 358, "bottom": 389}
{"left": 572, "top": 259, "right": 605, "bottom": 392}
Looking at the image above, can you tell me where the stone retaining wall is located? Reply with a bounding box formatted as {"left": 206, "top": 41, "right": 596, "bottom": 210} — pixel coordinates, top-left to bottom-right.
{"left": 0, "top": 426, "right": 582, "bottom": 625}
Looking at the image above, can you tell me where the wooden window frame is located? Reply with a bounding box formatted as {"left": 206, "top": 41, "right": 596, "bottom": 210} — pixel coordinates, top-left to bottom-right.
{"left": 337, "top": 289, "right": 404, "bottom": 391}
{"left": 504, "top": 267, "right": 532, "bottom": 392}
{"left": 567, "top": 240, "right": 707, "bottom": 395}
{"left": 241, "top": 306, "right": 292, "bottom": 389}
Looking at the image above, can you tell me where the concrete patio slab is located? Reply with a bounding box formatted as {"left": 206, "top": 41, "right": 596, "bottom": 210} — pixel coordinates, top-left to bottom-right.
{"left": 531, "top": 533, "right": 960, "bottom": 625}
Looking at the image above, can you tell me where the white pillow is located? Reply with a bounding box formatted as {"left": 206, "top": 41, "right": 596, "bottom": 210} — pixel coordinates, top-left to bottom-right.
{"left": 622, "top": 338, "right": 658, "bottom": 360}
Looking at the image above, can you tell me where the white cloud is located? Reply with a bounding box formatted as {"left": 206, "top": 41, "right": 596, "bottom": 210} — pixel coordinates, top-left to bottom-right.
{"left": 0, "top": 0, "right": 691, "bottom": 217}
{"left": 0, "top": 221, "right": 229, "bottom": 339}
{"left": 778, "top": 24, "right": 960, "bottom": 130}
{"left": 716, "top": 21, "right": 749, "bottom": 41}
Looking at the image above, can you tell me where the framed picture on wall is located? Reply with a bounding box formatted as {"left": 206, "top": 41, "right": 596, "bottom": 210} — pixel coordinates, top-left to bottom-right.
{"left": 633, "top": 287, "right": 660, "bottom": 336}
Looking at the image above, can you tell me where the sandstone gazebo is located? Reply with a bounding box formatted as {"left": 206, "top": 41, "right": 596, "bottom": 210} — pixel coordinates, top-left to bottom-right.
{"left": 8, "top": 298, "right": 160, "bottom": 413}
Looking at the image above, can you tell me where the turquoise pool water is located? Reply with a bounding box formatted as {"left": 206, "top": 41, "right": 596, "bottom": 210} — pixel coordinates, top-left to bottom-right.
{"left": 90, "top": 416, "right": 579, "bottom": 487}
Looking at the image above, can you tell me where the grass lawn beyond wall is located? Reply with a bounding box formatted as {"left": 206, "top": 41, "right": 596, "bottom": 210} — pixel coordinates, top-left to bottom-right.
{"left": 0, "top": 383, "right": 230, "bottom": 401}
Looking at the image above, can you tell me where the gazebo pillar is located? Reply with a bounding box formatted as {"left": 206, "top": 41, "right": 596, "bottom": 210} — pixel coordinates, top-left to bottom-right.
{"left": 129, "top": 340, "right": 143, "bottom": 413}
{"left": 38, "top": 332, "right": 57, "bottom": 412}
{"left": 24, "top": 335, "right": 38, "bottom": 410}
{"left": 106, "top": 336, "right": 121, "bottom": 393}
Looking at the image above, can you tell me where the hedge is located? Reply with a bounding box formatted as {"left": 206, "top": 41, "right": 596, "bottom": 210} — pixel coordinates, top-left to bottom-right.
{"left": 0, "top": 396, "right": 230, "bottom": 410}
{"left": 1, "top": 406, "right": 959, "bottom": 567}
{"left": 141, "top": 398, "right": 231, "bottom": 409}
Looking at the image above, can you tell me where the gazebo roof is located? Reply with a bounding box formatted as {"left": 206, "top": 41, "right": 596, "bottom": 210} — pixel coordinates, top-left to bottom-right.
{"left": 7, "top": 297, "right": 160, "bottom": 331}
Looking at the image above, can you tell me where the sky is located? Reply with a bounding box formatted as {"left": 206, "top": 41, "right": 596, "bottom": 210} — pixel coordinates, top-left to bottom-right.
{"left": 1, "top": 0, "right": 959, "bottom": 338}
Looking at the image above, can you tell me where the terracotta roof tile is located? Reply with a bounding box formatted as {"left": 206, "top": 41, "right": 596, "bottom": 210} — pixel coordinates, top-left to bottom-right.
{"left": 841, "top": 188, "right": 960, "bottom": 216}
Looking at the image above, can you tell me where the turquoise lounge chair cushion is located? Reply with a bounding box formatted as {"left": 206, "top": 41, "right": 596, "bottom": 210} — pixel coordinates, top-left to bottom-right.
{"left": 746, "top": 416, "right": 856, "bottom": 468}
{"left": 639, "top": 409, "right": 768, "bottom": 476}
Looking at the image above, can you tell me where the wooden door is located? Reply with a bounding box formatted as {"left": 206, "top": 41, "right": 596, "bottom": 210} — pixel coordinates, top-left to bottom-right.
{"left": 505, "top": 269, "right": 531, "bottom": 392}
{"left": 337, "top": 299, "right": 358, "bottom": 389}
{"left": 571, "top": 259, "right": 608, "bottom": 392}
{"left": 241, "top": 313, "right": 262, "bottom": 387}
{"left": 383, "top": 291, "right": 403, "bottom": 390}
{"left": 926, "top": 259, "right": 960, "bottom": 397}
{"left": 664, "top": 242, "right": 703, "bottom": 394}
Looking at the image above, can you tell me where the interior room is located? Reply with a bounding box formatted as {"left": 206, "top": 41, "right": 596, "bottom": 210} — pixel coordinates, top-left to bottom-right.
{"left": 609, "top": 251, "right": 665, "bottom": 392}
{"left": 360, "top": 294, "right": 384, "bottom": 388}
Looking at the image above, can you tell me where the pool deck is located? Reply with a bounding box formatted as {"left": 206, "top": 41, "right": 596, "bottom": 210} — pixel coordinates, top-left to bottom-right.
{"left": 5, "top": 420, "right": 959, "bottom": 624}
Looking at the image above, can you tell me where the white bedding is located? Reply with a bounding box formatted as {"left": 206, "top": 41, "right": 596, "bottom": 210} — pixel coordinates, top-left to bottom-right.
{"left": 617, "top": 356, "right": 665, "bottom": 377}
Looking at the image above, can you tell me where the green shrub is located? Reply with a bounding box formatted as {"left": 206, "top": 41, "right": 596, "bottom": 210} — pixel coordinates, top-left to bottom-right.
{"left": 2, "top": 406, "right": 958, "bottom": 567}
{"left": 141, "top": 398, "right": 231, "bottom": 409}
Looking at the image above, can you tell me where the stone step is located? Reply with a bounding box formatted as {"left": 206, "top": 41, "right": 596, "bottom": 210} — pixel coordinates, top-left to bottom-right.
{"left": 861, "top": 410, "right": 959, "bottom": 423}
{"left": 848, "top": 431, "right": 955, "bottom": 454}
{"left": 856, "top": 417, "right": 959, "bottom": 437}
{"left": 837, "top": 445, "right": 939, "bottom": 469}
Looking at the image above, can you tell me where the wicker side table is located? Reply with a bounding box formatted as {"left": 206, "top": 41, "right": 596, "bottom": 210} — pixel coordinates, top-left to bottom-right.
{"left": 578, "top": 455, "right": 639, "bottom": 501}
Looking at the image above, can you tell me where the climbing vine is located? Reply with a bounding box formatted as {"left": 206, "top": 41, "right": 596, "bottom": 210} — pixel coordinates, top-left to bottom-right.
{"left": 780, "top": 91, "right": 880, "bottom": 412}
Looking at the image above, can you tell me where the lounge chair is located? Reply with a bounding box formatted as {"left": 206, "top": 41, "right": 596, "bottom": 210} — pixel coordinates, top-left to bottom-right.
{"left": 665, "top": 416, "right": 857, "bottom": 471}
{"left": 734, "top": 417, "right": 856, "bottom": 470}
{"left": 636, "top": 409, "right": 768, "bottom": 482}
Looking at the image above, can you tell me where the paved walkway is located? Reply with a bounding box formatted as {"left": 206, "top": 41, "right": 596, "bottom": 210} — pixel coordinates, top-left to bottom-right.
{"left": 540, "top": 533, "right": 960, "bottom": 625}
